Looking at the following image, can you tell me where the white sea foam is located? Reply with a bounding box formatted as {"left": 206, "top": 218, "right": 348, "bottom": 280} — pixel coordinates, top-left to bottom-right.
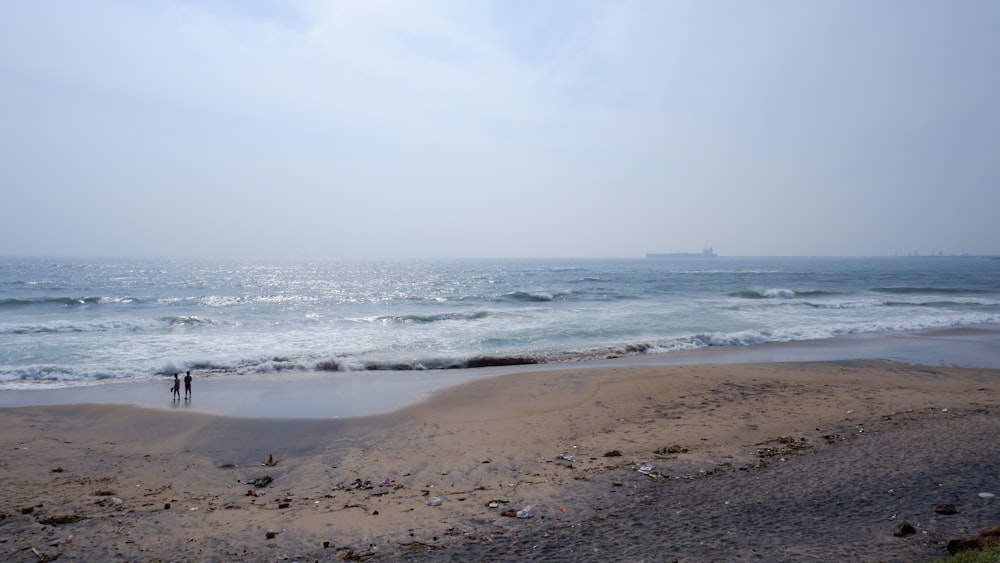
{"left": 2, "top": 256, "right": 999, "bottom": 389}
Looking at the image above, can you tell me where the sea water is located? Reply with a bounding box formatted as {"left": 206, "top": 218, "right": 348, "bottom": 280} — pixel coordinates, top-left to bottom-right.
{"left": 2, "top": 255, "right": 999, "bottom": 390}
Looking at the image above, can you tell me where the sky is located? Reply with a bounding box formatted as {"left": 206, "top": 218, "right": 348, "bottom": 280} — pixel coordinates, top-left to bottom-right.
{"left": 2, "top": 1, "right": 998, "bottom": 259}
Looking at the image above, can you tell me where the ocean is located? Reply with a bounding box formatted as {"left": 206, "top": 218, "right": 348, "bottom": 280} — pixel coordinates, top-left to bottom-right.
{"left": 2, "top": 255, "right": 999, "bottom": 390}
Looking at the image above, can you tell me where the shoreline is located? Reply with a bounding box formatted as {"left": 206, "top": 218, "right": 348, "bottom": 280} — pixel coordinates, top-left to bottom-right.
{"left": 1, "top": 356, "right": 998, "bottom": 561}
{"left": 2, "top": 325, "right": 999, "bottom": 418}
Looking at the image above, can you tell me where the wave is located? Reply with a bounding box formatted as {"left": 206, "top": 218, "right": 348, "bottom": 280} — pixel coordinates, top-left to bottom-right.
{"left": 730, "top": 288, "right": 797, "bottom": 299}
{"left": 0, "top": 296, "right": 143, "bottom": 309}
{"left": 297, "top": 315, "right": 1000, "bottom": 371}
{"left": 874, "top": 287, "right": 987, "bottom": 295}
{"left": 796, "top": 290, "right": 840, "bottom": 297}
{"left": 6, "top": 318, "right": 999, "bottom": 389}
{"left": 160, "top": 315, "right": 218, "bottom": 327}
{"left": 371, "top": 311, "right": 490, "bottom": 324}
{"left": 503, "top": 291, "right": 560, "bottom": 302}
{"left": 0, "top": 364, "right": 138, "bottom": 389}
{"left": 1, "top": 319, "right": 155, "bottom": 335}
{"left": 0, "top": 315, "right": 220, "bottom": 335}
{"left": 501, "top": 289, "right": 624, "bottom": 302}
{"left": 885, "top": 300, "right": 997, "bottom": 308}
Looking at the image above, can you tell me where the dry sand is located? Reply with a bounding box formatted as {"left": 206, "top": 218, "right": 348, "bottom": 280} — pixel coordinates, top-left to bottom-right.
{"left": 1, "top": 360, "right": 998, "bottom": 562}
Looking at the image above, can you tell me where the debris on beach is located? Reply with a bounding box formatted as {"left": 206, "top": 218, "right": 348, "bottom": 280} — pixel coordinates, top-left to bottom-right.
{"left": 426, "top": 496, "right": 442, "bottom": 507}
{"left": 377, "top": 477, "right": 401, "bottom": 488}
{"left": 37, "top": 514, "right": 87, "bottom": 526}
{"left": 342, "top": 545, "right": 380, "bottom": 560}
{"left": 351, "top": 478, "right": 373, "bottom": 490}
{"left": 263, "top": 454, "right": 278, "bottom": 467}
{"left": 978, "top": 492, "right": 995, "bottom": 499}
{"left": 555, "top": 454, "right": 578, "bottom": 462}
{"left": 250, "top": 475, "right": 274, "bottom": 488}
{"left": 31, "top": 547, "right": 59, "bottom": 563}
{"left": 633, "top": 462, "right": 666, "bottom": 480}
{"left": 515, "top": 505, "right": 535, "bottom": 518}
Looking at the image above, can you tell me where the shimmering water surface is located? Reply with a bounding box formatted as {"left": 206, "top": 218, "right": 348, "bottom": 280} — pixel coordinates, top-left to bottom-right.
{"left": 3, "top": 255, "right": 999, "bottom": 390}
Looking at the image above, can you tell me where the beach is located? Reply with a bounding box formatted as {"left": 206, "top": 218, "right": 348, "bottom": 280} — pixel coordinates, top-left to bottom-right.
{"left": 2, "top": 357, "right": 999, "bottom": 561}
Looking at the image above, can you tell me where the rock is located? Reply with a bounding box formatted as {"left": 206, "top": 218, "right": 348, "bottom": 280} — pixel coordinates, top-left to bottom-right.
{"left": 265, "top": 530, "right": 277, "bottom": 539}
{"left": 934, "top": 503, "right": 958, "bottom": 515}
{"left": 893, "top": 522, "right": 916, "bottom": 537}
{"left": 947, "top": 523, "right": 1000, "bottom": 555}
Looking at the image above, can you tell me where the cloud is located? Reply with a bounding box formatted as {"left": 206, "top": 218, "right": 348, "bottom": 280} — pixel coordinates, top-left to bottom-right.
{"left": 1, "top": 1, "right": 998, "bottom": 257}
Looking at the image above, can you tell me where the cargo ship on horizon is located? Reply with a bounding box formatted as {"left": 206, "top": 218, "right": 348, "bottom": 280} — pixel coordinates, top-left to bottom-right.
{"left": 646, "top": 246, "right": 717, "bottom": 258}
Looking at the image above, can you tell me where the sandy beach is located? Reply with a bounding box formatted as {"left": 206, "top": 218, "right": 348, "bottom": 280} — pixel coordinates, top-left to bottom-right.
{"left": 2, "top": 356, "right": 999, "bottom": 562}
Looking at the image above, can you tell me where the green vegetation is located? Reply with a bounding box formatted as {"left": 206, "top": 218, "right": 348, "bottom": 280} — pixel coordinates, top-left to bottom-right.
{"left": 933, "top": 543, "right": 1000, "bottom": 563}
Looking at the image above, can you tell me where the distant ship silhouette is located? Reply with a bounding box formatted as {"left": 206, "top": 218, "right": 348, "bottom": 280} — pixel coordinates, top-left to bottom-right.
{"left": 646, "top": 247, "right": 717, "bottom": 258}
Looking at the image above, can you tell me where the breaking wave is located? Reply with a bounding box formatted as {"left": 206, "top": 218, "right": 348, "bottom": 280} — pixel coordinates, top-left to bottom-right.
{"left": 0, "top": 296, "right": 142, "bottom": 309}
{"left": 730, "top": 288, "right": 799, "bottom": 299}
{"left": 503, "top": 291, "right": 560, "bottom": 302}
{"left": 373, "top": 311, "right": 490, "bottom": 324}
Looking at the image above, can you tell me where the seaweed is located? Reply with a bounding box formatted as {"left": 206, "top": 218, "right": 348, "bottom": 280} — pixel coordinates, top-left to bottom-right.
{"left": 38, "top": 514, "right": 86, "bottom": 525}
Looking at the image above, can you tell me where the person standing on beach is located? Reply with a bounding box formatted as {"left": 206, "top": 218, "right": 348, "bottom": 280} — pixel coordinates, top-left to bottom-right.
{"left": 183, "top": 371, "right": 192, "bottom": 399}
{"left": 171, "top": 373, "right": 181, "bottom": 401}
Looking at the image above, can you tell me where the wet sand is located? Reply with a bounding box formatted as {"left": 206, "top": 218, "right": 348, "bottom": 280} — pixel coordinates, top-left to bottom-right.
{"left": 1, "top": 359, "right": 999, "bottom": 561}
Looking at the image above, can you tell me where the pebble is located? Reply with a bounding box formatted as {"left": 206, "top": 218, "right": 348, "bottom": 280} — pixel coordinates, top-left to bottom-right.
{"left": 978, "top": 492, "right": 995, "bottom": 499}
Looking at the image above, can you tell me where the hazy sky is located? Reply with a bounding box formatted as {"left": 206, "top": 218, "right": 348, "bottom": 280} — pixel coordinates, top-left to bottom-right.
{"left": 2, "top": 1, "right": 998, "bottom": 258}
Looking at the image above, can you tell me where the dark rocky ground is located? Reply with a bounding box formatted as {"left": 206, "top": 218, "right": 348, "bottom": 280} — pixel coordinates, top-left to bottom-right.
{"left": 399, "top": 409, "right": 1000, "bottom": 562}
